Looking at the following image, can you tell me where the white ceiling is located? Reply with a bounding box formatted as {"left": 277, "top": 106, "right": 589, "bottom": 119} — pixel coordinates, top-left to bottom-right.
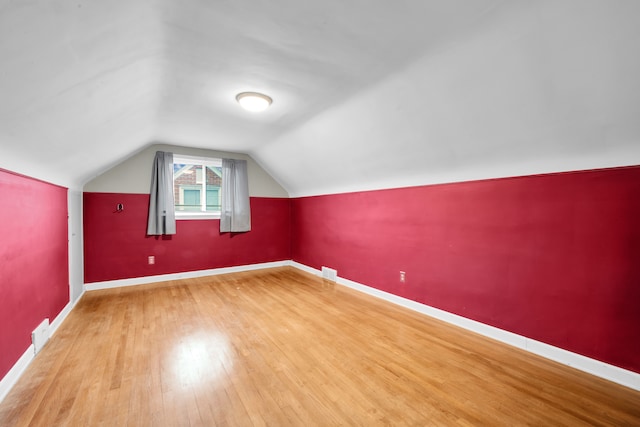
{"left": 1, "top": 0, "right": 639, "bottom": 194}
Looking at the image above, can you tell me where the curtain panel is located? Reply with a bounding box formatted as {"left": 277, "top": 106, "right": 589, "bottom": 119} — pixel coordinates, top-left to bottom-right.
{"left": 147, "top": 151, "right": 176, "bottom": 235}
{"left": 220, "top": 158, "right": 251, "bottom": 232}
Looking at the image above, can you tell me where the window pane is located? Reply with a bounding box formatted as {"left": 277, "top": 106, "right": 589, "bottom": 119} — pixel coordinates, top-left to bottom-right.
{"left": 174, "top": 159, "right": 222, "bottom": 215}
{"left": 183, "top": 189, "right": 201, "bottom": 211}
{"left": 206, "top": 186, "right": 220, "bottom": 211}
{"left": 174, "top": 164, "right": 202, "bottom": 211}
{"left": 205, "top": 166, "right": 223, "bottom": 212}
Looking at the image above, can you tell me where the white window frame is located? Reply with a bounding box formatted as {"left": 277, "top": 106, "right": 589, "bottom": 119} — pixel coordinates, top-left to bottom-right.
{"left": 173, "top": 154, "right": 222, "bottom": 220}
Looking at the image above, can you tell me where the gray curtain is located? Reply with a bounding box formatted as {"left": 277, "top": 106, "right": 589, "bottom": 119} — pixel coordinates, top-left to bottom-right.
{"left": 220, "top": 158, "right": 251, "bottom": 232}
{"left": 147, "top": 151, "right": 176, "bottom": 235}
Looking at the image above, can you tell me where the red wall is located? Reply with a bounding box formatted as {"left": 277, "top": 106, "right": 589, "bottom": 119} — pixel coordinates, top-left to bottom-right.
{"left": 83, "top": 193, "right": 291, "bottom": 283}
{"left": 0, "top": 169, "right": 69, "bottom": 380}
{"left": 291, "top": 166, "right": 640, "bottom": 373}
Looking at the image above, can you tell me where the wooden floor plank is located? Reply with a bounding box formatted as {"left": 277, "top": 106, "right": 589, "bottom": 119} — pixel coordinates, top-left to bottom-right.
{"left": 1, "top": 267, "right": 638, "bottom": 426}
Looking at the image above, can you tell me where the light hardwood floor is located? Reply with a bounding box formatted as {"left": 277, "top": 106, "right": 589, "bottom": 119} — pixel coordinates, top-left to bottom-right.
{"left": 1, "top": 267, "right": 639, "bottom": 426}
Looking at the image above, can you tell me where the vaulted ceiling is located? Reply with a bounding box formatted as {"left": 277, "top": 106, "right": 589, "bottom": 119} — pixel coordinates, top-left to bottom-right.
{"left": 1, "top": 0, "right": 639, "bottom": 195}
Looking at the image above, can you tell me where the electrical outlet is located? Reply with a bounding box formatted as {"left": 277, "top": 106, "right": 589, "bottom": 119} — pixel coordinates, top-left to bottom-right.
{"left": 148, "top": 256, "right": 155, "bottom": 265}
{"left": 400, "top": 271, "right": 406, "bottom": 283}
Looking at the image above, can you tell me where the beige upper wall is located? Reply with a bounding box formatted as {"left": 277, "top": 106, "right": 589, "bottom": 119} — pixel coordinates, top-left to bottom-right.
{"left": 83, "top": 144, "right": 288, "bottom": 197}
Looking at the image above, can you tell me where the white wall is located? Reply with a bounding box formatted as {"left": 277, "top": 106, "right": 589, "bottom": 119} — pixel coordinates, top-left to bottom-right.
{"left": 254, "top": 0, "right": 640, "bottom": 197}
{"left": 68, "top": 190, "right": 84, "bottom": 302}
{"left": 84, "top": 143, "right": 288, "bottom": 197}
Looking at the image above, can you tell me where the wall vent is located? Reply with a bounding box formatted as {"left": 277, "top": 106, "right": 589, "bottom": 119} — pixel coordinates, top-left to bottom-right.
{"left": 321, "top": 266, "right": 337, "bottom": 282}
{"left": 32, "top": 318, "right": 50, "bottom": 354}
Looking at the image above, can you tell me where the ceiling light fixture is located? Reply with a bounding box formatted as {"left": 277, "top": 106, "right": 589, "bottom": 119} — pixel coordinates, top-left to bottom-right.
{"left": 236, "top": 92, "right": 272, "bottom": 112}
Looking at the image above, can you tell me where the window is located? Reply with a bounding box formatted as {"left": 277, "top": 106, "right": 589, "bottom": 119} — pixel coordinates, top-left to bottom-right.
{"left": 173, "top": 155, "right": 222, "bottom": 219}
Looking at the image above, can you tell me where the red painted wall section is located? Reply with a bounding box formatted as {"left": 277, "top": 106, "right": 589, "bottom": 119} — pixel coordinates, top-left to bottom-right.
{"left": 291, "top": 166, "right": 640, "bottom": 374}
{"left": 0, "top": 169, "right": 69, "bottom": 380}
{"left": 83, "top": 194, "right": 291, "bottom": 283}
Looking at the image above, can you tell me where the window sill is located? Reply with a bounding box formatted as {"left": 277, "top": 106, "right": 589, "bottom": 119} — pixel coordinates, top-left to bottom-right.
{"left": 175, "top": 212, "right": 221, "bottom": 220}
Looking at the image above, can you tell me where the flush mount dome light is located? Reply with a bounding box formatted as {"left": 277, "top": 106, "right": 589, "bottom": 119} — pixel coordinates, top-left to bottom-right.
{"left": 236, "top": 92, "right": 272, "bottom": 112}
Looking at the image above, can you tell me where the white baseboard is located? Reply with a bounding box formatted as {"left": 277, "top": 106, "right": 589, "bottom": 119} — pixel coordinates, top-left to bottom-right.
{"left": 84, "top": 260, "right": 291, "bottom": 291}
{"left": 287, "top": 261, "right": 317, "bottom": 276}
{"left": 0, "top": 290, "right": 85, "bottom": 404}
{"left": 289, "top": 261, "right": 640, "bottom": 391}
{"left": 50, "top": 289, "right": 85, "bottom": 337}
{"left": 3, "top": 259, "right": 636, "bottom": 407}
{"left": 0, "top": 345, "right": 34, "bottom": 403}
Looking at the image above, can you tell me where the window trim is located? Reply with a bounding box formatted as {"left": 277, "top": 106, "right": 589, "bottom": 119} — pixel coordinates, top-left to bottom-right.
{"left": 173, "top": 155, "right": 222, "bottom": 220}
